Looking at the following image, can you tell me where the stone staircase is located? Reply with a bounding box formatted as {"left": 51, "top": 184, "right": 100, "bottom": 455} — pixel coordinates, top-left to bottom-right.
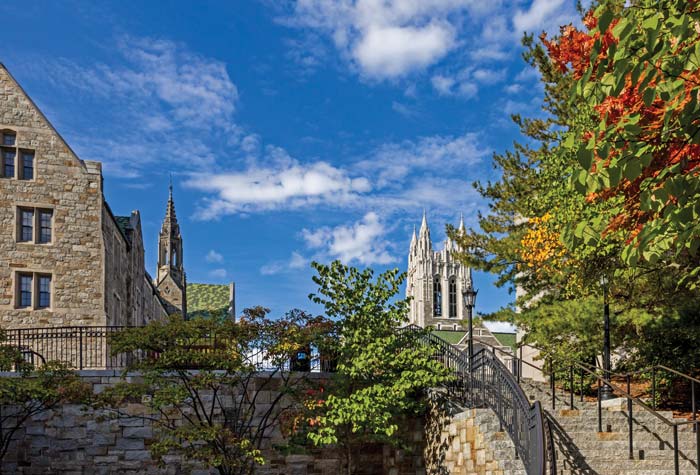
{"left": 520, "top": 379, "right": 699, "bottom": 475}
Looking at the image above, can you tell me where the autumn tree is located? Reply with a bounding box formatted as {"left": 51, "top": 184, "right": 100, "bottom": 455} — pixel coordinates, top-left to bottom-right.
{"left": 546, "top": 0, "right": 700, "bottom": 288}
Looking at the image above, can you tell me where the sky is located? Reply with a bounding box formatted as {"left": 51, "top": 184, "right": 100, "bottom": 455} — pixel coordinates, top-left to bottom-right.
{"left": 0, "top": 0, "right": 581, "bottom": 330}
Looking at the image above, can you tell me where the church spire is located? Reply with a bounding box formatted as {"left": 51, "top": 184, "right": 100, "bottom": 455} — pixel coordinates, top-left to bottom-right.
{"left": 458, "top": 212, "right": 465, "bottom": 232}
{"left": 156, "top": 180, "right": 187, "bottom": 316}
{"left": 410, "top": 225, "right": 417, "bottom": 248}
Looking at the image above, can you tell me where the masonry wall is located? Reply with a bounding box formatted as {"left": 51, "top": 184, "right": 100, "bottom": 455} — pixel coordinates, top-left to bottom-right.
{"left": 0, "top": 65, "right": 107, "bottom": 327}
{"left": 1, "top": 371, "right": 426, "bottom": 475}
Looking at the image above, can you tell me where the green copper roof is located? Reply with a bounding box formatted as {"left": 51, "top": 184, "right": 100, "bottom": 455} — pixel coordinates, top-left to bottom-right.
{"left": 493, "top": 332, "right": 516, "bottom": 350}
{"left": 432, "top": 330, "right": 467, "bottom": 345}
{"left": 187, "top": 283, "right": 230, "bottom": 320}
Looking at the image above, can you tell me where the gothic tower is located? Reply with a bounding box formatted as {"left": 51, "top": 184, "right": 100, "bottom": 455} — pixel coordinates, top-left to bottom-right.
{"left": 156, "top": 183, "right": 187, "bottom": 317}
{"left": 406, "top": 212, "right": 472, "bottom": 330}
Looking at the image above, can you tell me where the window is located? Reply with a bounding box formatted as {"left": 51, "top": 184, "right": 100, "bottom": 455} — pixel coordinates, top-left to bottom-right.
{"left": 38, "top": 275, "right": 51, "bottom": 308}
{"left": 19, "top": 208, "right": 34, "bottom": 242}
{"left": 21, "top": 151, "right": 33, "bottom": 180}
{"left": 38, "top": 210, "right": 52, "bottom": 243}
{"left": 433, "top": 279, "right": 442, "bottom": 316}
{"left": 17, "top": 207, "right": 53, "bottom": 244}
{"left": 15, "top": 273, "right": 53, "bottom": 310}
{"left": 0, "top": 131, "right": 36, "bottom": 180}
{"left": 18, "top": 274, "right": 32, "bottom": 308}
{"left": 2, "top": 148, "right": 15, "bottom": 178}
{"left": 448, "top": 277, "right": 457, "bottom": 318}
{"left": 2, "top": 131, "right": 15, "bottom": 146}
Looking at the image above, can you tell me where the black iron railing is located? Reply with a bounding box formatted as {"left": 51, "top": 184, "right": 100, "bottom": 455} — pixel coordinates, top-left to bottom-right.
{"left": 1, "top": 326, "right": 336, "bottom": 372}
{"left": 400, "top": 325, "right": 549, "bottom": 475}
{"left": 475, "top": 337, "right": 699, "bottom": 475}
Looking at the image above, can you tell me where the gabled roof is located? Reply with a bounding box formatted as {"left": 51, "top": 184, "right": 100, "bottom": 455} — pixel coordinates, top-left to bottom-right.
{"left": 187, "top": 283, "right": 230, "bottom": 320}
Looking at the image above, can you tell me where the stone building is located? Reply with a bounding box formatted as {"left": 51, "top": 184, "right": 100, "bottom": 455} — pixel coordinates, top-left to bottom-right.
{"left": 406, "top": 213, "right": 474, "bottom": 330}
{"left": 0, "top": 63, "right": 172, "bottom": 328}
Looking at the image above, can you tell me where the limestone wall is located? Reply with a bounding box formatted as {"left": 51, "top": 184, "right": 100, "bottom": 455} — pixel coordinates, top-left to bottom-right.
{"left": 0, "top": 371, "right": 523, "bottom": 475}
{"left": 0, "top": 64, "right": 106, "bottom": 327}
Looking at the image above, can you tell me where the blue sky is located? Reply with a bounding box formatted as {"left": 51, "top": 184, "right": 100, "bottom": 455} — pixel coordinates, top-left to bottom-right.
{"left": 0, "top": 0, "right": 580, "bottom": 327}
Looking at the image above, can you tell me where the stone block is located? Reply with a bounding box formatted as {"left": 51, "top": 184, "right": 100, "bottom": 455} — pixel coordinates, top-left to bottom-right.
{"left": 123, "top": 426, "right": 153, "bottom": 439}
{"left": 116, "top": 438, "right": 145, "bottom": 450}
{"left": 124, "top": 450, "right": 152, "bottom": 461}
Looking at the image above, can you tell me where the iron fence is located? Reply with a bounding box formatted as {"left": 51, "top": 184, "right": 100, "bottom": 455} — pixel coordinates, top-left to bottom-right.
{"left": 1, "top": 326, "right": 336, "bottom": 372}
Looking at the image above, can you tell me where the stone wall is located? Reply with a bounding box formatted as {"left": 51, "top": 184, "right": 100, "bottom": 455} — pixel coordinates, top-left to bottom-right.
{"left": 0, "top": 371, "right": 523, "bottom": 475}
{"left": 0, "top": 63, "right": 168, "bottom": 331}
{"left": 1, "top": 371, "right": 426, "bottom": 474}
{"left": 0, "top": 64, "right": 106, "bottom": 327}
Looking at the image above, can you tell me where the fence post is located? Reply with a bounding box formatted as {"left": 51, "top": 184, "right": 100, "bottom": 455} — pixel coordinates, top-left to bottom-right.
{"left": 598, "top": 380, "right": 603, "bottom": 433}
{"left": 627, "top": 375, "right": 633, "bottom": 460}
{"left": 580, "top": 367, "right": 585, "bottom": 403}
{"left": 673, "top": 425, "right": 679, "bottom": 475}
{"left": 652, "top": 367, "right": 657, "bottom": 411}
{"left": 550, "top": 362, "right": 556, "bottom": 411}
{"left": 692, "top": 381, "right": 696, "bottom": 434}
{"left": 78, "top": 327, "right": 83, "bottom": 371}
{"left": 569, "top": 365, "right": 574, "bottom": 410}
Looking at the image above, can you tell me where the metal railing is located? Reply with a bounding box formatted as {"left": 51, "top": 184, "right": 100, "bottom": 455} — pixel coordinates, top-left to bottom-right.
{"left": 1, "top": 326, "right": 336, "bottom": 373}
{"left": 400, "top": 325, "right": 550, "bottom": 475}
{"left": 473, "top": 337, "right": 700, "bottom": 475}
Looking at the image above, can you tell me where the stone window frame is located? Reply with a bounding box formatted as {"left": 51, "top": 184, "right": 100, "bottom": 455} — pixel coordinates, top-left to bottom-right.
{"left": 433, "top": 277, "right": 442, "bottom": 317}
{"left": 0, "top": 128, "right": 36, "bottom": 181}
{"left": 15, "top": 205, "right": 54, "bottom": 245}
{"left": 448, "top": 276, "right": 457, "bottom": 319}
{"left": 14, "top": 271, "right": 53, "bottom": 311}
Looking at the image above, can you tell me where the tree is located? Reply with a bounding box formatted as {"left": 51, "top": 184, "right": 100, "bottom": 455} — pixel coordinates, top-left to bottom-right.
{"left": 0, "top": 336, "right": 87, "bottom": 466}
{"left": 451, "top": 0, "right": 700, "bottom": 371}
{"left": 304, "top": 261, "right": 451, "bottom": 475}
{"left": 97, "top": 309, "right": 329, "bottom": 475}
{"left": 546, "top": 0, "right": 700, "bottom": 287}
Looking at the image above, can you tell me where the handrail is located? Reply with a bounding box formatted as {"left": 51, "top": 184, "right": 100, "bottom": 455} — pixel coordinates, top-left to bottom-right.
{"left": 468, "top": 335, "right": 699, "bottom": 475}
{"left": 401, "top": 325, "right": 549, "bottom": 475}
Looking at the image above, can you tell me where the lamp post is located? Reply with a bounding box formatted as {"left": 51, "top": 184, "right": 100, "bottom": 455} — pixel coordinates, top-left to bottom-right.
{"left": 600, "top": 275, "right": 614, "bottom": 401}
{"left": 463, "top": 287, "right": 478, "bottom": 363}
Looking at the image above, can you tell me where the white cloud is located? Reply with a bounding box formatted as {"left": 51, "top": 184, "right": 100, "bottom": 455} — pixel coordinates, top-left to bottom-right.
{"left": 513, "top": 0, "right": 575, "bottom": 35}
{"left": 391, "top": 101, "right": 417, "bottom": 117}
{"left": 186, "top": 151, "right": 371, "bottom": 219}
{"left": 188, "top": 132, "right": 489, "bottom": 220}
{"left": 209, "top": 268, "right": 227, "bottom": 279}
{"left": 205, "top": 250, "right": 224, "bottom": 263}
{"left": 282, "top": 0, "right": 487, "bottom": 79}
{"left": 260, "top": 251, "right": 309, "bottom": 275}
{"left": 302, "top": 212, "right": 395, "bottom": 265}
{"left": 34, "top": 36, "right": 240, "bottom": 178}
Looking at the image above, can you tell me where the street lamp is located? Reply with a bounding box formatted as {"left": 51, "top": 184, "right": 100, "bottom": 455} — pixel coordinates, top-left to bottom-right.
{"left": 600, "top": 275, "right": 614, "bottom": 401}
{"left": 463, "top": 287, "right": 478, "bottom": 362}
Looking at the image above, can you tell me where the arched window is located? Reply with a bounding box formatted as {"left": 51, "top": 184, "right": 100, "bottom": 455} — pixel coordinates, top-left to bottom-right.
{"left": 433, "top": 278, "right": 442, "bottom": 316}
{"left": 448, "top": 277, "right": 457, "bottom": 318}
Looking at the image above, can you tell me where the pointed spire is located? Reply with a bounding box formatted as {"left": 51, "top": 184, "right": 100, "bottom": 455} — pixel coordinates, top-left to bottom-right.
{"left": 162, "top": 178, "right": 180, "bottom": 236}
{"left": 459, "top": 212, "right": 465, "bottom": 232}
{"left": 420, "top": 209, "right": 428, "bottom": 233}
{"left": 410, "top": 225, "right": 417, "bottom": 247}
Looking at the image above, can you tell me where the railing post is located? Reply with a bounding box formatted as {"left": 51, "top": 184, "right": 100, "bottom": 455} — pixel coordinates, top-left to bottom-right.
{"left": 481, "top": 358, "right": 486, "bottom": 407}
{"left": 673, "top": 425, "right": 679, "bottom": 475}
{"left": 78, "top": 327, "right": 83, "bottom": 371}
{"left": 497, "top": 373, "right": 503, "bottom": 431}
{"left": 580, "top": 367, "right": 585, "bottom": 403}
{"left": 652, "top": 367, "right": 657, "bottom": 411}
{"left": 598, "top": 380, "right": 603, "bottom": 433}
{"left": 695, "top": 420, "right": 699, "bottom": 475}
{"left": 692, "top": 380, "right": 696, "bottom": 434}
{"left": 569, "top": 365, "right": 574, "bottom": 410}
{"left": 550, "top": 362, "right": 556, "bottom": 411}
{"left": 519, "top": 345, "right": 523, "bottom": 384}
{"left": 627, "top": 375, "right": 633, "bottom": 460}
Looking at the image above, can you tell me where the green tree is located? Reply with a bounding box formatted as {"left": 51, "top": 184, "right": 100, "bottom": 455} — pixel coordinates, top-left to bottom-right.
{"left": 304, "top": 261, "right": 451, "bottom": 475}
{"left": 0, "top": 337, "right": 87, "bottom": 466}
{"left": 97, "top": 309, "right": 329, "bottom": 475}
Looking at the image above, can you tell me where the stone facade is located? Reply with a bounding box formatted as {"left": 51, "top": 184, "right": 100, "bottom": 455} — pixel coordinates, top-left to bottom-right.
{"left": 0, "top": 63, "right": 168, "bottom": 328}
{"left": 155, "top": 185, "right": 186, "bottom": 317}
{"left": 406, "top": 213, "right": 473, "bottom": 330}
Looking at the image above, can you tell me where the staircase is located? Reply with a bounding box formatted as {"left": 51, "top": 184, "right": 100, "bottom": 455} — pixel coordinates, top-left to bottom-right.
{"left": 520, "top": 379, "right": 699, "bottom": 475}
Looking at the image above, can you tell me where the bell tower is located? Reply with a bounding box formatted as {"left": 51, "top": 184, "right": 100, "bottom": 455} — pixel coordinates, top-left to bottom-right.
{"left": 156, "top": 181, "right": 187, "bottom": 316}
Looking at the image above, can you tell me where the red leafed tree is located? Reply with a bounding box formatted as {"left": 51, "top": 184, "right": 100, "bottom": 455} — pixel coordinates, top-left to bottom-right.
{"left": 543, "top": 0, "right": 700, "bottom": 286}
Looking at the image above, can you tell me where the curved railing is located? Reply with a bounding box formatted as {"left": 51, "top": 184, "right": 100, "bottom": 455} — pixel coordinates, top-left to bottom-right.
{"left": 399, "top": 325, "right": 549, "bottom": 475}
{"left": 471, "top": 336, "right": 700, "bottom": 475}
